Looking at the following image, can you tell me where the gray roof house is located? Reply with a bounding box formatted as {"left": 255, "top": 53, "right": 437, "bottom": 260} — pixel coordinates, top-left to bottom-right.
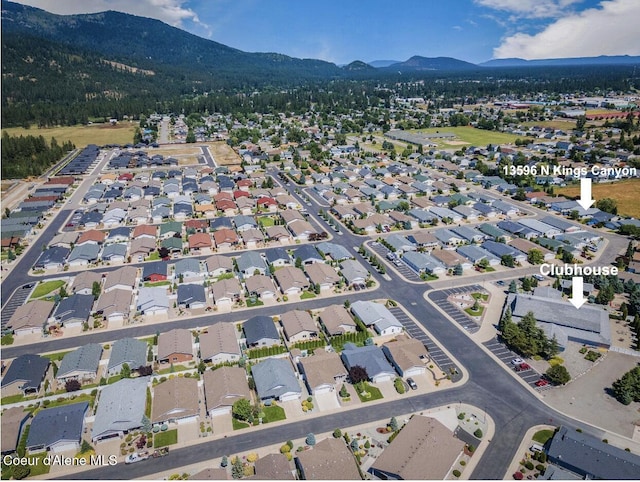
{"left": 67, "top": 243, "right": 100, "bottom": 266}
{"left": 385, "top": 234, "right": 416, "bottom": 253}
{"left": 236, "top": 251, "right": 267, "bottom": 277}
{"left": 316, "top": 242, "right": 353, "bottom": 261}
{"left": 101, "top": 243, "right": 128, "bottom": 262}
{"left": 243, "top": 315, "right": 280, "bottom": 347}
{"left": 51, "top": 294, "right": 94, "bottom": 328}
{"left": 456, "top": 245, "right": 500, "bottom": 266}
{"left": 350, "top": 300, "right": 403, "bottom": 336}
{"left": 174, "top": 258, "right": 202, "bottom": 279}
{"left": 56, "top": 343, "right": 103, "bottom": 382}
{"left": 177, "top": 284, "right": 207, "bottom": 309}
{"left": 340, "top": 343, "right": 396, "bottom": 383}
{"left": 402, "top": 251, "right": 446, "bottom": 275}
{"left": 252, "top": 358, "right": 302, "bottom": 402}
{"left": 339, "top": 259, "right": 369, "bottom": 286}
{"left": 107, "top": 338, "right": 148, "bottom": 376}
{"left": 92, "top": 377, "right": 149, "bottom": 442}
{"left": 26, "top": 402, "right": 88, "bottom": 453}
{"left": 1, "top": 354, "right": 49, "bottom": 396}
{"left": 137, "top": 287, "right": 170, "bottom": 315}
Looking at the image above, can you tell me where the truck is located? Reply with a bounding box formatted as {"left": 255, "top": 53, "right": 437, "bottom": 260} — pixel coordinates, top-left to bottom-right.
{"left": 152, "top": 447, "right": 170, "bottom": 458}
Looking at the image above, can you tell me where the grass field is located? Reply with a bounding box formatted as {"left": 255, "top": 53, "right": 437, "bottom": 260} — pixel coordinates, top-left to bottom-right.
{"left": 2, "top": 123, "right": 137, "bottom": 147}
{"left": 414, "top": 126, "right": 526, "bottom": 147}
{"left": 555, "top": 178, "right": 640, "bottom": 218}
{"left": 521, "top": 120, "right": 577, "bottom": 130}
{"left": 206, "top": 142, "right": 242, "bottom": 169}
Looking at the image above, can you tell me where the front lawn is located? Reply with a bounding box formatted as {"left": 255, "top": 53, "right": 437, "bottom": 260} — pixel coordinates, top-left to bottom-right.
{"left": 146, "top": 251, "right": 160, "bottom": 261}
{"left": 30, "top": 280, "right": 65, "bottom": 299}
{"left": 232, "top": 418, "right": 250, "bottom": 430}
{"left": 262, "top": 405, "right": 286, "bottom": 423}
{"left": 43, "top": 350, "right": 72, "bottom": 361}
{"left": 154, "top": 429, "right": 178, "bottom": 448}
{"left": 532, "top": 429, "right": 555, "bottom": 445}
{"left": 28, "top": 453, "right": 51, "bottom": 476}
{"left": 356, "top": 382, "right": 383, "bottom": 402}
{"left": 144, "top": 280, "right": 171, "bottom": 287}
{"left": 246, "top": 298, "right": 264, "bottom": 308}
{"left": 301, "top": 291, "right": 316, "bottom": 300}
{"left": 258, "top": 217, "right": 275, "bottom": 227}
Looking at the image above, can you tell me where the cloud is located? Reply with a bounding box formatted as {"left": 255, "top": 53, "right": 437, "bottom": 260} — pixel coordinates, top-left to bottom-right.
{"left": 493, "top": 0, "right": 640, "bottom": 59}
{"left": 11, "top": 0, "right": 209, "bottom": 32}
{"left": 452, "top": 25, "right": 463, "bottom": 31}
{"left": 475, "top": 0, "right": 582, "bottom": 19}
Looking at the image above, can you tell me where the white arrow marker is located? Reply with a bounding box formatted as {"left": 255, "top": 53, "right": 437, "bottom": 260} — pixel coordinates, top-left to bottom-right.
{"left": 569, "top": 276, "right": 587, "bottom": 309}
{"left": 576, "top": 177, "right": 595, "bottom": 211}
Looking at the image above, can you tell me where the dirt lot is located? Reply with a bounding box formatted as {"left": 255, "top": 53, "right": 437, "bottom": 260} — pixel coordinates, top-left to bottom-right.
{"left": 206, "top": 142, "right": 242, "bottom": 170}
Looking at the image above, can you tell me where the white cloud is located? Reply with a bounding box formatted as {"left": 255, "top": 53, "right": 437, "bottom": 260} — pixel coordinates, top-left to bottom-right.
{"left": 11, "top": 0, "right": 209, "bottom": 31}
{"left": 493, "top": 0, "right": 640, "bottom": 59}
{"left": 475, "top": 0, "right": 582, "bottom": 19}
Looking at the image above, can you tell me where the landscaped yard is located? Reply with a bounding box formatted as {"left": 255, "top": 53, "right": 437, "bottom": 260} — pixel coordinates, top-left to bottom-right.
{"left": 246, "top": 298, "right": 264, "bottom": 308}
{"left": 258, "top": 216, "right": 275, "bottom": 227}
{"left": 154, "top": 429, "right": 178, "bottom": 448}
{"left": 471, "top": 292, "right": 489, "bottom": 301}
{"left": 146, "top": 251, "right": 160, "bottom": 261}
{"left": 356, "top": 382, "right": 383, "bottom": 402}
{"left": 465, "top": 306, "right": 485, "bottom": 317}
{"left": 532, "top": 429, "right": 555, "bottom": 445}
{"left": 144, "top": 280, "right": 171, "bottom": 287}
{"left": 232, "top": 418, "right": 250, "bottom": 430}
{"left": 262, "top": 405, "right": 286, "bottom": 423}
{"left": 301, "top": 291, "right": 316, "bottom": 300}
{"left": 43, "top": 350, "right": 72, "bottom": 361}
{"left": 30, "top": 280, "right": 65, "bottom": 299}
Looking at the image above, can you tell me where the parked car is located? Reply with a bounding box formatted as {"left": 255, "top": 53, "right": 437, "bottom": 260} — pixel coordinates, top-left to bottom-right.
{"left": 514, "top": 363, "right": 531, "bottom": 372}
{"left": 534, "top": 378, "right": 549, "bottom": 387}
{"left": 125, "top": 452, "right": 149, "bottom": 464}
{"left": 533, "top": 274, "right": 545, "bottom": 281}
{"left": 511, "top": 358, "right": 524, "bottom": 366}
{"left": 496, "top": 280, "right": 505, "bottom": 286}
{"left": 406, "top": 378, "right": 418, "bottom": 390}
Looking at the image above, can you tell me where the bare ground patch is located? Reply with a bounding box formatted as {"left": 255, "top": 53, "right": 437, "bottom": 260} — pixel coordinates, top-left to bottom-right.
{"left": 205, "top": 142, "right": 242, "bottom": 170}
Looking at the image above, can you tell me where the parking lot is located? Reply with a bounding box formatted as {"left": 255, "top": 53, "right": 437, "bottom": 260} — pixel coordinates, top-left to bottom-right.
{"left": 483, "top": 338, "right": 551, "bottom": 392}
{"left": 428, "top": 285, "right": 484, "bottom": 334}
{"left": 388, "top": 305, "right": 463, "bottom": 383}
{"left": 1, "top": 283, "right": 34, "bottom": 332}
{"left": 368, "top": 242, "right": 422, "bottom": 282}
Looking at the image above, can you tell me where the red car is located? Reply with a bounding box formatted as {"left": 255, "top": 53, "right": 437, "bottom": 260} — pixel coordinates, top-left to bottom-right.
{"left": 535, "top": 379, "right": 549, "bottom": 387}
{"left": 514, "top": 363, "right": 531, "bottom": 372}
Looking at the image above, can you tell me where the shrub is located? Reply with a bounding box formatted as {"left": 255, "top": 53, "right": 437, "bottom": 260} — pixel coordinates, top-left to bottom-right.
{"left": 457, "top": 412, "right": 465, "bottom": 420}
{"left": 474, "top": 428, "right": 483, "bottom": 438}
{"left": 538, "top": 452, "right": 547, "bottom": 463}
{"left": 460, "top": 460, "right": 466, "bottom": 466}
{"left": 525, "top": 461, "right": 534, "bottom": 470}
{"left": 513, "top": 471, "right": 524, "bottom": 480}
{"left": 333, "top": 429, "right": 342, "bottom": 438}
{"left": 394, "top": 378, "right": 406, "bottom": 394}
{"left": 247, "top": 453, "right": 258, "bottom": 463}
{"left": 535, "top": 464, "right": 545, "bottom": 472}
{"left": 452, "top": 469, "right": 461, "bottom": 477}
{"left": 280, "top": 444, "right": 291, "bottom": 454}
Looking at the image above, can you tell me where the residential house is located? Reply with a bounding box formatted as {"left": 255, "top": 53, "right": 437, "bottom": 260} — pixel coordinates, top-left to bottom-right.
{"left": 296, "top": 438, "right": 361, "bottom": 480}
{"left": 293, "top": 245, "right": 323, "bottom": 265}
{"left": 188, "top": 232, "right": 212, "bottom": 252}
{"left": 7, "top": 300, "right": 54, "bottom": 336}
{"left": 177, "top": 284, "right": 207, "bottom": 309}
{"left": 252, "top": 358, "right": 302, "bottom": 402}
{"left": 205, "top": 254, "right": 234, "bottom": 277}
{"left": 157, "top": 329, "right": 193, "bottom": 364}
{"left": 56, "top": 343, "right": 102, "bottom": 382}
{"left": 431, "top": 249, "right": 473, "bottom": 271}
{"left": 298, "top": 349, "right": 348, "bottom": 395}
{"left": 254, "top": 454, "right": 295, "bottom": 480}
{"left": 34, "top": 246, "right": 69, "bottom": 270}
{"left": 91, "top": 378, "right": 148, "bottom": 442}
{"left": 213, "top": 228, "right": 239, "bottom": 249}
{"left": 107, "top": 338, "right": 148, "bottom": 376}
{"left": 203, "top": 366, "right": 252, "bottom": 417}
{"left": 319, "top": 305, "right": 357, "bottom": 336}
{"left": 26, "top": 402, "right": 89, "bottom": 454}
{"left": 305, "top": 263, "right": 341, "bottom": 291}
{"left": 50, "top": 293, "right": 94, "bottom": 329}
{"left": 339, "top": 259, "right": 369, "bottom": 287}
{"left": 265, "top": 247, "right": 291, "bottom": 267}
{"left": 350, "top": 300, "right": 403, "bottom": 336}
{"left": 0, "top": 354, "right": 49, "bottom": 397}
{"left": 95, "top": 289, "right": 132, "bottom": 322}
{"left": 243, "top": 315, "right": 280, "bottom": 347}
{"left": 280, "top": 310, "right": 319, "bottom": 343}
{"left": 402, "top": 251, "right": 446, "bottom": 275}
{"left": 340, "top": 343, "right": 396, "bottom": 383}
{"left": 406, "top": 232, "right": 439, "bottom": 249}
{"left": 316, "top": 242, "right": 353, "bottom": 261}
{"left": 137, "top": 287, "right": 170, "bottom": 315}
{"left": 210, "top": 277, "right": 243, "bottom": 307}
{"left": 67, "top": 244, "right": 100, "bottom": 267}
{"left": 382, "top": 335, "right": 428, "bottom": 377}
{"left": 104, "top": 266, "right": 138, "bottom": 292}
{"left": 236, "top": 251, "right": 267, "bottom": 277}
{"left": 1, "top": 407, "right": 31, "bottom": 455}
{"left": 199, "top": 323, "right": 241, "bottom": 364}
{"left": 174, "top": 258, "right": 202, "bottom": 281}
{"left": 142, "top": 261, "right": 169, "bottom": 282}
{"left": 245, "top": 274, "right": 278, "bottom": 300}
{"left": 151, "top": 377, "right": 199, "bottom": 424}
{"left": 274, "top": 266, "right": 310, "bottom": 295}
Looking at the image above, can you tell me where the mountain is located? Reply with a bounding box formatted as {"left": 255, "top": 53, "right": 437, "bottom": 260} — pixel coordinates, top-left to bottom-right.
{"left": 368, "top": 60, "right": 401, "bottom": 68}
{"left": 342, "top": 60, "right": 376, "bottom": 71}
{"left": 480, "top": 55, "right": 640, "bottom": 67}
{"left": 386, "top": 56, "right": 479, "bottom": 71}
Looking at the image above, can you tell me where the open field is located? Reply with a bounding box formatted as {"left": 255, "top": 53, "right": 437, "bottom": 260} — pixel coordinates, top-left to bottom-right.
{"left": 414, "top": 126, "right": 526, "bottom": 147}
{"left": 2, "top": 123, "right": 137, "bottom": 147}
{"left": 521, "top": 120, "right": 577, "bottom": 130}
{"left": 149, "top": 146, "right": 203, "bottom": 157}
{"left": 206, "top": 142, "right": 242, "bottom": 170}
{"left": 555, "top": 178, "right": 640, "bottom": 218}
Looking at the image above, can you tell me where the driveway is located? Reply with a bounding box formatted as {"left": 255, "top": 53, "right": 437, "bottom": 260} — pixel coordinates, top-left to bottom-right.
{"left": 315, "top": 390, "right": 340, "bottom": 411}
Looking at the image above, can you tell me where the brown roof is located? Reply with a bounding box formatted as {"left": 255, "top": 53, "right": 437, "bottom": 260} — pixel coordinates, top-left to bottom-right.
{"left": 280, "top": 310, "right": 317, "bottom": 339}
{"left": 254, "top": 453, "right": 294, "bottom": 480}
{"left": 199, "top": 323, "right": 241, "bottom": 361}
{"left": 240, "top": 228, "right": 264, "bottom": 243}
{"left": 382, "top": 335, "right": 428, "bottom": 372}
{"left": 318, "top": 305, "right": 356, "bottom": 335}
{"left": 371, "top": 415, "right": 464, "bottom": 480}
{"left": 213, "top": 228, "right": 239, "bottom": 245}
{"left": 287, "top": 220, "right": 316, "bottom": 237}
{"left": 129, "top": 237, "right": 156, "bottom": 256}
{"left": 245, "top": 275, "right": 277, "bottom": 296}
{"left": 508, "top": 238, "right": 552, "bottom": 255}
{"left": 299, "top": 350, "right": 347, "bottom": 391}
{"left": 133, "top": 224, "right": 157, "bottom": 238}
{"left": 205, "top": 254, "right": 233, "bottom": 273}
{"left": 431, "top": 249, "right": 467, "bottom": 268}
{"left": 203, "top": 366, "right": 251, "bottom": 413}
{"left": 103, "top": 266, "right": 137, "bottom": 291}
{"left": 1, "top": 407, "right": 30, "bottom": 453}
{"left": 408, "top": 231, "right": 438, "bottom": 245}
{"left": 190, "top": 468, "right": 229, "bottom": 480}
{"left": 77, "top": 229, "right": 106, "bottom": 245}
{"left": 264, "top": 225, "right": 291, "bottom": 240}
{"left": 210, "top": 278, "right": 242, "bottom": 302}
{"left": 305, "top": 263, "right": 341, "bottom": 286}
{"left": 95, "top": 289, "right": 132, "bottom": 318}
{"left": 274, "top": 267, "right": 309, "bottom": 292}
{"left": 185, "top": 219, "right": 208, "bottom": 230}
{"left": 280, "top": 210, "right": 305, "bottom": 224}
{"left": 45, "top": 176, "right": 74, "bottom": 186}
{"left": 72, "top": 271, "right": 103, "bottom": 294}
{"left": 8, "top": 300, "right": 54, "bottom": 331}
{"left": 188, "top": 232, "right": 212, "bottom": 249}
{"left": 296, "top": 438, "right": 361, "bottom": 480}
{"left": 157, "top": 329, "right": 193, "bottom": 361}
{"left": 151, "top": 377, "right": 199, "bottom": 423}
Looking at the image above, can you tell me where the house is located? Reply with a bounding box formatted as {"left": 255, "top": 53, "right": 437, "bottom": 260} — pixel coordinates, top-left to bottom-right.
{"left": 1, "top": 407, "right": 31, "bottom": 455}
{"left": 211, "top": 277, "right": 243, "bottom": 307}
{"left": 132, "top": 224, "right": 156, "bottom": 240}
{"left": 130, "top": 238, "right": 156, "bottom": 259}
{"left": 67, "top": 244, "right": 100, "bottom": 267}
{"left": 274, "top": 266, "right": 310, "bottom": 295}
{"left": 280, "top": 310, "right": 318, "bottom": 343}
{"left": 382, "top": 335, "right": 428, "bottom": 377}
{"left": 26, "top": 402, "right": 89, "bottom": 454}
{"left": 509, "top": 238, "right": 555, "bottom": 261}
{"left": 298, "top": 349, "right": 348, "bottom": 394}
{"left": 203, "top": 366, "right": 252, "bottom": 417}
{"left": 188, "top": 232, "right": 212, "bottom": 252}
{"left": 189, "top": 468, "right": 230, "bottom": 480}
{"left": 142, "top": 261, "right": 169, "bottom": 282}
{"left": 451, "top": 226, "right": 485, "bottom": 243}
{"left": 199, "top": 323, "right": 241, "bottom": 364}
{"left": 213, "top": 228, "right": 240, "bottom": 249}
{"left": 50, "top": 293, "right": 94, "bottom": 328}
{"left": 104, "top": 266, "right": 138, "bottom": 292}
{"left": 34, "top": 246, "right": 69, "bottom": 270}
{"left": 305, "top": 263, "right": 341, "bottom": 291}
{"left": 56, "top": 343, "right": 102, "bottom": 382}
{"left": 107, "top": 338, "right": 148, "bottom": 376}
{"left": 316, "top": 242, "right": 353, "bottom": 261}
{"left": 177, "top": 284, "right": 207, "bottom": 309}
{"left": 319, "top": 305, "right": 357, "bottom": 336}
{"left": 265, "top": 225, "right": 292, "bottom": 243}
{"left": 433, "top": 228, "right": 464, "bottom": 246}
{"left": 431, "top": 249, "right": 473, "bottom": 271}
{"left": 243, "top": 315, "right": 280, "bottom": 347}
{"left": 293, "top": 244, "right": 323, "bottom": 265}
{"left": 71, "top": 271, "right": 102, "bottom": 295}
{"left": 385, "top": 234, "right": 416, "bottom": 253}
{"left": 161, "top": 236, "right": 183, "bottom": 253}
{"left": 174, "top": 258, "right": 203, "bottom": 280}
{"left": 236, "top": 251, "right": 267, "bottom": 277}
{"left": 350, "top": 300, "right": 403, "bottom": 336}
{"left": 369, "top": 415, "right": 465, "bottom": 480}
{"left": 265, "top": 247, "right": 291, "bottom": 267}
{"left": 456, "top": 245, "right": 501, "bottom": 266}
{"left": 95, "top": 289, "right": 132, "bottom": 322}
{"left": 517, "top": 218, "right": 561, "bottom": 238}
{"left": 137, "top": 287, "right": 170, "bottom": 315}
{"left": 7, "top": 300, "right": 54, "bottom": 336}
{"left": 101, "top": 243, "right": 127, "bottom": 262}
{"left": 296, "top": 438, "right": 361, "bottom": 480}
{"left": 151, "top": 377, "right": 199, "bottom": 424}
{"left": 340, "top": 343, "right": 396, "bottom": 383}
{"left": 0, "top": 354, "right": 49, "bottom": 397}
{"left": 76, "top": 229, "right": 106, "bottom": 246}
{"left": 157, "top": 329, "right": 193, "bottom": 363}
{"left": 252, "top": 358, "right": 302, "bottom": 402}
{"left": 92, "top": 377, "right": 148, "bottom": 442}
{"left": 339, "top": 259, "right": 369, "bottom": 287}
{"left": 205, "top": 254, "right": 234, "bottom": 277}
{"left": 254, "top": 453, "right": 295, "bottom": 480}
{"left": 287, "top": 219, "right": 317, "bottom": 241}
{"left": 245, "top": 274, "right": 278, "bottom": 300}
{"left": 481, "top": 240, "right": 526, "bottom": 263}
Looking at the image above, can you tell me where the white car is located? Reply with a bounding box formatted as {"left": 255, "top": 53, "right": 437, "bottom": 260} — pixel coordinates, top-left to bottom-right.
{"left": 511, "top": 358, "right": 524, "bottom": 366}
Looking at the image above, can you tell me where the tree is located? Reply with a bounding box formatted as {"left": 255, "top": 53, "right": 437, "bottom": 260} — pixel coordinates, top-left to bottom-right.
{"left": 477, "top": 258, "right": 489, "bottom": 270}
{"left": 221, "top": 456, "right": 228, "bottom": 468}
{"left": 232, "top": 399, "right": 252, "bottom": 421}
{"left": 522, "top": 277, "right": 532, "bottom": 292}
{"left": 91, "top": 281, "right": 101, "bottom": 300}
{"left": 137, "top": 365, "right": 153, "bottom": 376}
{"left": 527, "top": 249, "right": 544, "bottom": 265}
{"left": 12, "top": 465, "right": 30, "bottom": 480}
{"left": 65, "top": 379, "right": 81, "bottom": 392}
{"left": 389, "top": 416, "right": 399, "bottom": 432}
{"left": 501, "top": 254, "right": 515, "bottom": 268}
{"left": 339, "top": 384, "right": 349, "bottom": 398}
{"left": 333, "top": 428, "right": 342, "bottom": 438}
{"left": 348, "top": 365, "right": 369, "bottom": 384}
{"left": 546, "top": 365, "right": 571, "bottom": 385}
{"left": 121, "top": 363, "right": 131, "bottom": 379}
{"left": 453, "top": 264, "right": 463, "bottom": 276}
{"left": 231, "top": 456, "right": 243, "bottom": 479}
{"left": 596, "top": 198, "right": 618, "bottom": 215}
{"left": 350, "top": 438, "right": 359, "bottom": 452}
{"left": 561, "top": 250, "right": 574, "bottom": 264}
{"left": 499, "top": 307, "right": 512, "bottom": 332}
{"left": 474, "top": 428, "right": 483, "bottom": 438}
{"left": 141, "top": 415, "right": 152, "bottom": 433}
{"left": 509, "top": 280, "right": 518, "bottom": 293}
{"left": 611, "top": 366, "right": 640, "bottom": 405}
{"left": 197, "top": 360, "right": 206, "bottom": 374}
{"left": 576, "top": 115, "right": 587, "bottom": 131}
{"left": 306, "top": 433, "right": 316, "bottom": 446}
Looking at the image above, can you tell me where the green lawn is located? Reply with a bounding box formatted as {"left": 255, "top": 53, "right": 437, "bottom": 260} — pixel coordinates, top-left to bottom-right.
{"left": 301, "top": 291, "right": 316, "bottom": 300}
{"left": 262, "top": 405, "right": 286, "bottom": 423}
{"left": 146, "top": 251, "right": 160, "bottom": 261}
{"left": 30, "top": 280, "right": 65, "bottom": 299}
{"left": 1, "top": 393, "right": 27, "bottom": 405}
{"left": 258, "top": 217, "right": 275, "bottom": 227}
{"left": 414, "top": 126, "right": 526, "bottom": 147}
{"left": 232, "top": 418, "right": 250, "bottom": 430}
{"left": 154, "top": 429, "right": 178, "bottom": 448}
{"left": 464, "top": 306, "right": 485, "bottom": 317}
{"left": 43, "top": 393, "right": 95, "bottom": 410}
{"left": 28, "top": 452, "right": 51, "bottom": 476}
{"left": 532, "top": 429, "right": 555, "bottom": 445}
{"left": 156, "top": 364, "right": 192, "bottom": 375}
{"left": 144, "top": 280, "right": 170, "bottom": 287}
{"left": 356, "top": 383, "right": 383, "bottom": 402}
{"left": 43, "top": 350, "right": 72, "bottom": 361}
{"left": 246, "top": 298, "right": 264, "bottom": 308}
{"left": 471, "top": 293, "right": 489, "bottom": 301}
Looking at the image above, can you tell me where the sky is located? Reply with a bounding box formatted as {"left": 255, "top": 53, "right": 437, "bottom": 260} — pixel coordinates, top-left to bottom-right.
{"left": 10, "top": 0, "right": 640, "bottom": 64}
